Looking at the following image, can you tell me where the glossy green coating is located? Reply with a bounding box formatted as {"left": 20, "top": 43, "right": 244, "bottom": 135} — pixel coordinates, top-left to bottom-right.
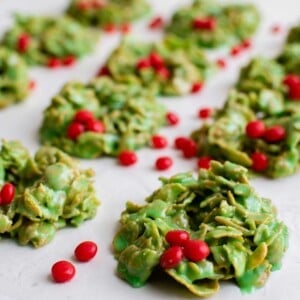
{"left": 113, "top": 161, "right": 288, "bottom": 296}
{"left": 166, "top": 0, "right": 260, "bottom": 49}
{"left": 66, "top": 0, "right": 150, "bottom": 27}
{"left": 0, "top": 140, "right": 100, "bottom": 247}
{"left": 103, "top": 37, "right": 214, "bottom": 96}
{"left": 39, "top": 77, "right": 166, "bottom": 158}
{"left": 1, "top": 15, "right": 99, "bottom": 66}
{"left": 0, "top": 47, "right": 30, "bottom": 108}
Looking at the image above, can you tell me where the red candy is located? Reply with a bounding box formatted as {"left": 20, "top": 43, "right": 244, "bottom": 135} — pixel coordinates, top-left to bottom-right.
{"left": 0, "top": 183, "right": 15, "bottom": 205}
{"left": 155, "top": 156, "right": 173, "bottom": 171}
{"left": 198, "top": 107, "right": 212, "bottom": 119}
{"left": 17, "top": 33, "right": 30, "bottom": 53}
{"left": 149, "top": 52, "right": 164, "bottom": 69}
{"left": 182, "top": 139, "right": 197, "bottom": 158}
{"left": 63, "top": 55, "right": 76, "bottom": 66}
{"left": 51, "top": 260, "right": 76, "bottom": 283}
{"left": 29, "top": 80, "right": 36, "bottom": 90}
{"left": 245, "top": 120, "right": 265, "bottom": 139}
{"left": 47, "top": 58, "right": 62, "bottom": 69}
{"left": 75, "top": 241, "right": 98, "bottom": 262}
{"left": 216, "top": 58, "right": 227, "bottom": 69}
{"left": 165, "top": 230, "right": 190, "bottom": 246}
{"left": 118, "top": 150, "right": 137, "bottom": 166}
{"left": 174, "top": 136, "right": 189, "bottom": 150}
{"left": 166, "top": 112, "right": 179, "bottom": 126}
{"left": 74, "top": 110, "right": 94, "bottom": 125}
{"left": 104, "top": 24, "right": 116, "bottom": 33}
{"left": 120, "top": 23, "right": 131, "bottom": 34}
{"left": 242, "top": 39, "right": 252, "bottom": 49}
{"left": 264, "top": 125, "right": 286, "bottom": 143}
{"left": 191, "top": 82, "right": 203, "bottom": 94}
{"left": 97, "top": 66, "right": 110, "bottom": 77}
{"left": 251, "top": 152, "right": 268, "bottom": 172}
{"left": 67, "top": 122, "right": 85, "bottom": 140}
{"left": 159, "top": 246, "right": 184, "bottom": 269}
{"left": 193, "top": 17, "right": 216, "bottom": 30}
{"left": 230, "top": 45, "right": 242, "bottom": 56}
{"left": 85, "top": 119, "right": 105, "bottom": 133}
{"left": 151, "top": 135, "right": 168, "bottom": 149}
{"left": 156, "top": 67, "right": 170, "bottom": 79}
{"left": 197, "top": 156, "right": 212, "bottom": 169}
{"left": 136, "top": 58, "right": 151, "bottom": 70}
{"left": 149, "top": 16, "right": 164, "bottom": 30}
{"left": 183, "top": 240, "right": 210, "bottom": 262}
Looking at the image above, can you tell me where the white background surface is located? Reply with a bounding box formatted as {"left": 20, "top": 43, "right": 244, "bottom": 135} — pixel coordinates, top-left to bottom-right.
{"left": 0, "top": 0, "right": 300, "bottom": 299}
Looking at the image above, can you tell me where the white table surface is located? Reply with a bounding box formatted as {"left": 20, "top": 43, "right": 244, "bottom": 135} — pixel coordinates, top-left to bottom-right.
{"left": 0, "top": 0, "right": 300, "bottom": 299}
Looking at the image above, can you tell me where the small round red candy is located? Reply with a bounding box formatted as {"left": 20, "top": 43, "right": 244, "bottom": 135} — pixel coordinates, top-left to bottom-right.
{"left": 271, "top": 24, "right": 281, "bottom": 34}
{"left": 230, "top": 45, "right": 242, "bottom": 56}
{"left": 283, "top": 74, "right": 300, "bottom": 86}
{"left": 151, "top": 135, "right": 168, "bottom": 149}
{"left": 288, "top": 83, "right": 300, "bottom": 100}
{"left": 216, "top": 58, "right": 227, "bottom": 69}
{"left": 191, "top": 82, "right": 203, "bottom": 94}
{"left": 182, "top": 139, "right": 197, "bottom": 159}
{"left": 17, "top": 33, "right": 30, "bottom": 53}
{"left": 74, "top": 110, "right": 94, "bottom": 124}
{"left": 156, "top": 67, "right": 170, "bottom": 79}
{"left": 47, "top": 58, "right": 62, "bottom": 69}
{"left": 166, "top": 112, "right": 179, "bottom": 126}
{"left": 159, "top": 246, "right": 184, "bottom": 269}
{"left": 97, "top": 65, "right": 110, "bottom": 77}
{"left": 148, "top": 16, "right": 164, "bottom": 30}
{"left": 75, "top": 241, "right": 98, "bottom": 262}
{"left": 85, "top": 119, "right": 105, "bottom": 133}
{"left": 51, "top": 260, "right": 76, "bottom": 283}
{"left": 118, "top": 150, "right": 137, "bottom": 166}
{"left": 198, "top": 107, "right": 212, "bottom": 119}
{"left": 165, "top": 230, "right": 190, "bottom": 246}
{"left": 120, "top": 23, "right": 131, "bottom": 34}
{"left": 174, "top": 136, "right": 189, "bottom": 150}
{"left": 155, "top": 156, "right": 173, "bottom": 171}
{"left": 184, "top": 239, "right": 210, "bottom": 262}
{"left": 264, "top": 125, "right": 286, "bottom": 143}
{"left": 242, "top": 39, "right": 252, "bottom": 49}
{"left": 67, "top": 122, "right": 85, "bottom": 140}
{"left": 197, "top": 156, "right": 212, "bottom": 169}
{"left": 62, "top": 55, "right": 76, "bottom": 66}
{"left": 0, "top": 183, "right": 15, "bottom": 205}
{"left": 193, "top": 17, "right": 216, "bottom": 30}
{"left": 245, "top": 120, "right": 265, "bottom": 139}
{"left": 251, "top": 152, "right": 268, "bottom": 172}
{"left": 29, "top": 80, "right": 36, "bottom": 90}
{"left": 149, "top": 52, "right": 164, "bottom": 69}
{"left": 77, "top": 1, "right": 91, "bottom": 10}
{"left": 136, "top": 58, "right": 151, "bottom": 70}
{"left": 104, "top": 24, "right": 116, "bottom": 33}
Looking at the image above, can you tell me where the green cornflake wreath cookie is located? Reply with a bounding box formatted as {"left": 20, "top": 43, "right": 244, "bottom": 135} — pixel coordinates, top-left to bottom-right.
{"left": 0, "top": 140, "right": 100, "bottom": 248}
{"left": 0, "top": 47, "right": 30, "bottom": 108}
{"left": 39, "top": 77, "right": 166, "bottom": 158}
{"left": 1, "top": 14, "right": 99, "bottom": 66}
{"left": 66, "top": 0, "right": 150, "bottom": 27}
{"left": 101, "top": 38, "right": 214, "bottom": 96}
{"left": 191, "top": 57, "right": 300, "bottom": 178}
{"left": 165, "top": 0, "right": 260, "bottom": 49}
{"left": 113, "top": 161, "right": 288, "bottom": 297}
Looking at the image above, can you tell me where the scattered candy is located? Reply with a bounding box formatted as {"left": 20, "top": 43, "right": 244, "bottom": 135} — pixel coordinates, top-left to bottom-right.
{"left": 216, "top": 58, "right": 227, "bottom": 69}
{"left": 155, "top": 156, "right": 173, "bottom": 171}
{"left": 47, "top": 58, "right": 62, "bottom": 69}
{"left": 191, "top": 82, "right": 203, "bottom": 94}
{"left": 197, "top": 156, "right": 212, "bottom": 169}
{"left": 264, "top": 125, "right": 286, "bottom": 143}
{"left": 118, "top": 150, "right": 138, "bottom": 166}
{"left": 151, "top": 135, "right": 168, "bottom": 149}
{"left": 75, "top": 241, "right": 98, "bottom": 262}
{"left": 198, "top": 107, "right": 212, "bottom": 119}
{"left": 182, "top": 139, "right": 197, "bottom": 158}
{"left": 183, "top": 239, "right": 210, "bottom": 262}
{"left": 0, "top": 183, "right": 15, "bottom": 205}
{"left": 51, "top": 260, "right": 76, "bottom": 283}
{"left": 165, "top": 230, "right": 190, "bottom": 246}
{"left": 148, "top": 16, "right": 164, "bottom": 30}
{"left": 166, "top": 112, "right": 179, "bottom": 126}
{"left": 159, "top": 246, "right": 184, "bottom": 269}
{"left": 192, "top": 17, "right": 216, "bottom": 31}
{"left": 174, "top": 136, "right": 189, "bottom": 150}
{"left": 251, "top": 152, "right": 268, "bottom": 172}
{"left": 246, "top": 120, "right": 266, "bottom": 139}
{"left": 63, "top": 55, "right": 76, "bottom": 66}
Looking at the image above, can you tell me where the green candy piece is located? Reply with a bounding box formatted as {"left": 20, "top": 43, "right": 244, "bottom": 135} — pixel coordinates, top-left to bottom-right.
{"left": 0, "top": 140, "right": 100, "bottom": 247}
{"left": 0, "top": 47, "right": 30, "bottom": 108}
{"left": 103, "top": 38, "right": 214, "bottom": 96}
{"left": 39, "top": 77, "right": 166, "bottom": 158}
{"left": 1, "top": 15, "right": 99, "bottom": 66}
{"left": 112, "top": 161, "right": 288, "bottom": 297}
{"left": 165, "top": 0, "right": 260, "bottom": 49}
{"left": 66, "top": 0, "right": 150, "bottom": 27}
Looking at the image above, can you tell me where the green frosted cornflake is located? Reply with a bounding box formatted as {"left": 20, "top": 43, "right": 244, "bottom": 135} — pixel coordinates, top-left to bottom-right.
{"left": 166, "top": 0, "right": 260, "bottom": 49}
{"left": 0, "top": 47, "right": 30, "bottom": 108}
{"left": 103, "top": 38, "right": 213, "bottom": 96}
{"left": 112, "top": 161, "right": 288, "bottom": 296}
{"left": 1, "top": 15, "right": 99, "bottom": 66}
{"left": 66, "top": 0, "right": 150, "bottom": 27}
{"left": 0, "top": 140, "right": 100, "bottom": 247}
{"left": 39, "top": 77, "right": 166, "bottom": 158}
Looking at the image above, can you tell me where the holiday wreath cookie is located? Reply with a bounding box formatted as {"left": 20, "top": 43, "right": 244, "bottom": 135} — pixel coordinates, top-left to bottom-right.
{"left": 113, "top": 161, "right": 288, "bottom": 297}
{"left": 66, "top": 0, "right": 150, "bottom": 27}
{"left": 1, "top": 15, "right": 99, "bottom": 66}
{"left": 39, "top": 77, "right": 166, "bottom": 158}
{"left": 101, "top": 38, "right": 213, "bottom": 96}
{"left": 0, "top": 140, "right": 100, "bottom": 248}
{"left": 0, "top": 47, "right": 30, "bottom": 108}
{"left": 165, "top": 0, "right": 260, "bottom": 49}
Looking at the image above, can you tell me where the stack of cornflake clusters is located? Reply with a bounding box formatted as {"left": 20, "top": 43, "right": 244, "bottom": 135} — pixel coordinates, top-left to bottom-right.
{"left": 192, "top": 24, "right": 300, "bottom": 178}
{"left": 39, "top": 77, "right": 166, "bottom": 158}
{"left": 0, "top": 47, "right": 30, "bottom": 108}
{"left": 0, "top": 140, "right": 100, "bottom": 247}
{"left": 1, "top": 15, "right": 99, "bottom": 66}
{"left": 101, "top": 38, "right": 214, "bottom": 96}
{"left": 113, "top": 161, "right": 288, "bottom": 297}
{"left": 66, "top": 0, "right": 150, "bottom": 27}
{"left": 166, "top": 0, "right": 260, "bottom": 49}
